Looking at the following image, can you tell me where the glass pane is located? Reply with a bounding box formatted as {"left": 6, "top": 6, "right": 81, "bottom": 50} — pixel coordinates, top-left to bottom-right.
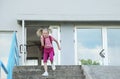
{"left": 107, "top": 29, "right": 120, "bottom": 66}
{"left": 77, "top": 29, "right": 102, "bottom": 65}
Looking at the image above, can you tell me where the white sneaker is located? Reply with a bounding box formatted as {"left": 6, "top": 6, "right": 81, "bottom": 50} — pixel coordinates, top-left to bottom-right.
{"left": 51, "top": 64, "right": 56, "bottom": 70}
{"left": 42, "top": 71, "right": 49, "bottom": 76}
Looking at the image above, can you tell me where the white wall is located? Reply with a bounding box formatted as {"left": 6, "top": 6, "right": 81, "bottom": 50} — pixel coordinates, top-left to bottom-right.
{"left": 17, "top": 0, "right": 120, "bottom": 21}
{"left": 60, "top": 24, "right": 75, "bottom": 65}
{"left": 1, "top": 0, "right": 120, "bottom": 21}
{"left": 0, "top": 32, "right": 13, "bottom": 79}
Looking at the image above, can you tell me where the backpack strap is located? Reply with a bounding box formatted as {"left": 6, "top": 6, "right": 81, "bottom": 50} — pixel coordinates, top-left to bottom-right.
{"left": 43, "top": 36, "right": 52, "bottom": 45}
{"left": 49, "top": 36, "right": 52, "bottom": 44}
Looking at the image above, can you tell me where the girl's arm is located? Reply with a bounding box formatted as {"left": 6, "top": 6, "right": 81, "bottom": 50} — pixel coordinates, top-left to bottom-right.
{"left": 53, "top": 37, "right": 61, "bottom": 50}
{"left": 40, "top": 36, "right": 44, "bottom": 47}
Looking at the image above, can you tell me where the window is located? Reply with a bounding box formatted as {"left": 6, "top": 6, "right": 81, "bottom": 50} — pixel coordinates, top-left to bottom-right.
{"left": 107, "top": 29, "right": 120, "bottom": 65}
{"left": 76, "top": 28, "right": 102, "bottom": 65}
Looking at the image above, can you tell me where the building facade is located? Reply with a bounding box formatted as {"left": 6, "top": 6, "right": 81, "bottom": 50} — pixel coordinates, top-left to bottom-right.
{"left": 1, "top": 0, "right": 120, "bottom": 66}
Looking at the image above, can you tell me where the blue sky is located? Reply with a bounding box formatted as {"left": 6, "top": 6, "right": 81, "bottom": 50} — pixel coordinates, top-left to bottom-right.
{"left": 77, "top": 29, "right": 102, "bottom": 49}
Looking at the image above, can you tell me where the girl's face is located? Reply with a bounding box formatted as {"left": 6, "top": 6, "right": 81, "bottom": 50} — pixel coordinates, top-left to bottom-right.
{"left": 42, "top": 30, "right": 49, "bottom": 37}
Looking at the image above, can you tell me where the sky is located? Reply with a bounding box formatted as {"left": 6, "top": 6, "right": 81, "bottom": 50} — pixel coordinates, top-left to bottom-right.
{"left": 77, "top": 29, "right": 102, "bottom": 48}
{"left": 77, "top": 29, "right": 102, "bottom": 64}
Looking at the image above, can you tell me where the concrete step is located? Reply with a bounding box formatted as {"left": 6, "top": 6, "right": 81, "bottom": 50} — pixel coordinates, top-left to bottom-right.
{"left": 13, "top": 70, "right": 83, "bottom": 76}
{"left": 14, "top": 75, "right": 84, "bottom": 79}
{"left": 13, "top": 65, "right": 82, "bottom": 71}
{"left": 13, "top": 66, "right": 83, "bottom": 76}
{"left": 13, "top": 65, "right": 85, "bottom": 79}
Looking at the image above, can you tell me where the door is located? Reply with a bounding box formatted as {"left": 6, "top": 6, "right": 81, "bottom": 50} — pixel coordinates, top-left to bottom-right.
{"left": 24, "top": 25, "right": 61, "bottom": 65}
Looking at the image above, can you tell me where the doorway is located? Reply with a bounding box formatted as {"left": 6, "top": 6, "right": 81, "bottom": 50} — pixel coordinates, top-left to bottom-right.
{"left": 22, "top": 24, "right": 61, "bottom": 65}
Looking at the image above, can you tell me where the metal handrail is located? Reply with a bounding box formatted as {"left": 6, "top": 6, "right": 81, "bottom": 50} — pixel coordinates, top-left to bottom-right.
{"left": 0, "top": 60, "right": 8, "bottom": 75}
{"left": 0, "top": 32, "right": 19, "bottom": 79}
{"left": 7, "top": 32, "right": 19, "bottom": 79}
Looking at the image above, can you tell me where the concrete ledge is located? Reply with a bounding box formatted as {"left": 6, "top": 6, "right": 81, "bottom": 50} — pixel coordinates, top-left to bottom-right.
{"left": 82, "top": 65, "right": 93, "bottom": 79}
{"left": 82, "top": 65, "right": 120, "bottom": 79}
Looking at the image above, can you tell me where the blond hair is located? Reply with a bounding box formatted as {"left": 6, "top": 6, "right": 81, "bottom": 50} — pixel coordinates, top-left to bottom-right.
{"left": 36, "top": 28, "right": 43, "bottom": 37}
{"left": 36, "top": 28, "right": 52, "bottom": 37}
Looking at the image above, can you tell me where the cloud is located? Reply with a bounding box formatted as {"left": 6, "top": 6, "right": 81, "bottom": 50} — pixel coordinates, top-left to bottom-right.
{"left": 77, "top": 42, "right": 102, "bottom": 62}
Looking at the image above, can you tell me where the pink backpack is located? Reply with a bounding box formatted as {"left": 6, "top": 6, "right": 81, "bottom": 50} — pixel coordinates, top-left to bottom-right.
{"left": 43, "top": 36, "right": 52, "bottom": 45}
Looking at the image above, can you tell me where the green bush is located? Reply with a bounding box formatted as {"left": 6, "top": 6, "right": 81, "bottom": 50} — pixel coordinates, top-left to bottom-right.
{"left": 80, "top": 59, "right": 100, "bottom": 65}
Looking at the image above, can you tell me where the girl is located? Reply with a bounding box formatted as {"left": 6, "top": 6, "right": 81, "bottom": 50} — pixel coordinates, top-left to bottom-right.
{"left": 37, "top": 28, "right": 61, "bottom": 76}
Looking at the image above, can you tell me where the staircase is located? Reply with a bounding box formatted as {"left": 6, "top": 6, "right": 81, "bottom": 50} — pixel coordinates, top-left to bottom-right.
{"left": 13, "top": 65, "right": 85, "bottom": 79}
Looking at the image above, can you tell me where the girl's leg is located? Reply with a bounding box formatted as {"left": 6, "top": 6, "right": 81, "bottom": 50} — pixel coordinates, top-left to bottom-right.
{"left": 49, "top": 50, "right": 56, "bottom": 70}
{"left": 42, "top": 63, "right": 48, "bottom": 76}
{"left": 49, "top": 50, "right": 54, "bottom": 63}
{"left": 42, "top": 52, "right": 49, "bottom": 76}
{"left": 43, "top": 62, "right": 48, "bottom": 72}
